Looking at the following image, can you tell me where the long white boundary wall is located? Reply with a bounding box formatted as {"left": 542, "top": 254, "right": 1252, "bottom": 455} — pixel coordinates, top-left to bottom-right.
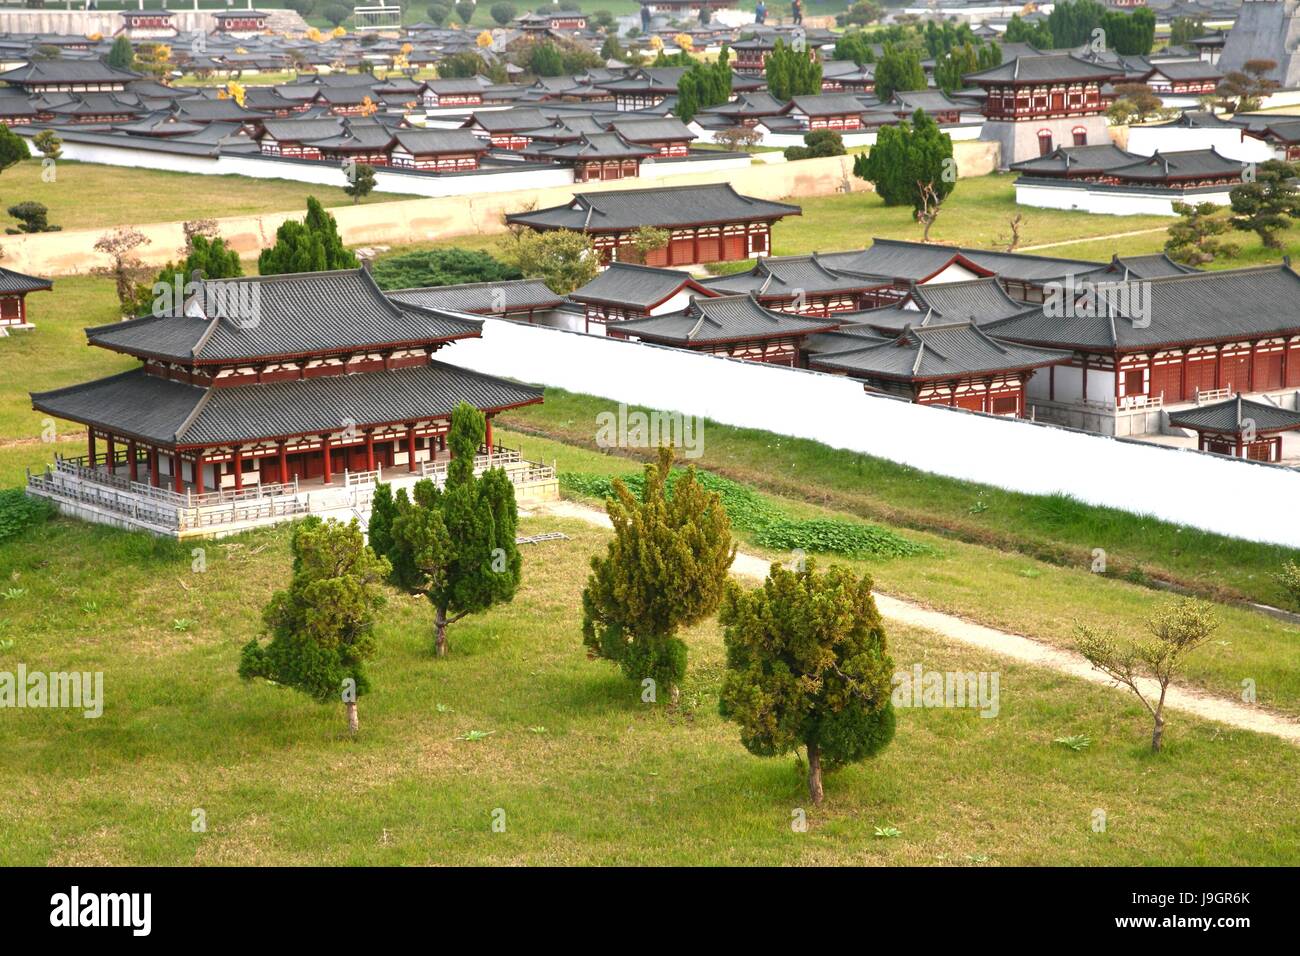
{"left": 453, "top": 319, "right": 1300, "bottom": 548}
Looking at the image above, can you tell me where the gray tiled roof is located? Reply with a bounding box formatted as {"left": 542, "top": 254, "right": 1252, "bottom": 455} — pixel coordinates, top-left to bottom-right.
{"left": 569, "top": 262, "right": 704, "bottom": 308}
{"left": 529, "top": 131, "right": 652, "bottom": 159}
{"left": 987, "top": 265, "right": 1300, "bottom": 351}
{"left": 803, "top": 323, "right": 890, "bottom": 354}
{"left": 463, "top": 107, "right": 550, "bottom": 132}
{"left": 1167, "top": 395, "right": 1300, "bottom": 435}
{"left": 963, "top": 53, "right": 1125, "bottom": 85}
{"left": 391, "top": 128, "right": 486, "bottom": 154}
{"left": 818, "top": 239, "right": 1104, "bottom": 286}
{"left": 1010, "top": 144, "right": 1140, "bottom": 175}
{"left": 810, "top": 320, "right": 1070, "bottom": 381}
{"left": 604, "top": 116, "right": 695, "bottom": 141}
{"left": 258, "top": 117, "right": 344, "bottom": 143}
{"left": 86, "top": 269, "right": 482, "bottom": 363}
{"left": 387, "top": 278, "right": 561, "bottom": 313}
{"left": 0, "top": 265, "right": 53, "bottom": 295}
{"left": 1110, "top": 148, "right": 1244, "bottom": 182}
{"left": 0, "top": 59, "right": 138, "bottom": 85}
{"left": 698, "top": 253, "right": 882, "bottom": 298}
{"left": 612, "top": 293, "right": 839, "bottom": 344}
{"left": 787, "top": 93, "right": 870, "bottom": 116}
{"left": 31, "top": 361, "right": 542, "bottom": 448}
{"left": 505, "top": 183, "right": 802, "bottom": 232}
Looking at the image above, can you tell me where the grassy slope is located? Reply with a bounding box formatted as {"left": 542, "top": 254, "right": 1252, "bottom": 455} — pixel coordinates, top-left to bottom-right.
{"left": 0, "top": 513, "right": 1296, "bottom": 866}
{"left": 499, "top": 391, "right": 1300, "bottom": 608}
{"left": 0, "top": 159, "right": 403, "bottom": 235}
{"left": 499, "top": 422, "right": 1300, "bottom": 718}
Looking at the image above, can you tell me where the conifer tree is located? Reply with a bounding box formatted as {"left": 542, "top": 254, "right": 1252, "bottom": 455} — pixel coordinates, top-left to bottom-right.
{"left": 369, "top": 403, "right": 521, "bottom": 657}
{"left": 258, "top": 196, "right": 358, "bottom": 275}
{"left": 765, "top": 39, "right": 822, "bottom": 100}
{"left": 719, "top": 561, "right": 896, "bottom": 804}
{"left": 854, "top": 109, "right": 955, "bottom": 239}
{"left": 1229, "top": 160, "right": 1300, "bottom": 249}
{"left": 871, "top": 43, "right": 925, "bottom": 100}
{"left": 581, "top": 447, "right": 735, "bottom": 704}
{"left": 239, "top": 518, "right": 389, "bottom": 736}
{"left": 107, "top": 35, "right": 135, "bottom": 70}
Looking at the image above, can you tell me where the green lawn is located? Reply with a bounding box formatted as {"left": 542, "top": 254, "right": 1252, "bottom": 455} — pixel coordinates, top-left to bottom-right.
{"left": 382, "top": 172, "right": 1300, "bottom": 273}
{"left": 496, "top": 419, "right": 1300, "bottom": 718}
{"left": 0, "top": 277, "right": 131, "bottom": 445}
{"left": 1, "top": 511, "right": 1296, "bottom": 866}
{"left": 0, "top": 159, "right": 403, "bottom": 235}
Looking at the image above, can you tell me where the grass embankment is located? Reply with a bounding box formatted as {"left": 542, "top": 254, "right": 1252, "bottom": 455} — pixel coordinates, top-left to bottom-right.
{"left": 499, "top": 391, "right": 1300, "bottom": 608}
{"left": 0, "top": 509, "right": 1296, "bottom": 865}
{"left": 0, "top": 159, "right": 403, "bottom": 236}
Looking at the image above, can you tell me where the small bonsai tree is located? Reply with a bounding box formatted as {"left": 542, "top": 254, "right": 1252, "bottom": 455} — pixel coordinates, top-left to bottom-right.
{"left": 719, "top": 561, "right": 896, "bottom": 804}
{"left": 6, "top": 202, "right": 59, "bottom": 234}
{"left": 369, "top": 402, "right": 522, "bottom": 657}
{"left": 239, "top": 517, "right": 389, "bottom": 736}
{"left": 1229, "top": 159, "right": 1300, "bottom": 250}
{"left": 582, "top": 447, "right": 736, "bottom": 704}
{"left": 32, "top": 130, "right": 62, "bottom": 161}
{"left": 1076, "top": 597, "right": 1219, "bottom": 752}
{"left": 343, "top": 161, "right": 377, "bottom": 204}
{"left": 93, "top": 226, "right": 151, "bottom": 316}
{"left": 1165, "top": 201, "right": 1237, "bottom": 265}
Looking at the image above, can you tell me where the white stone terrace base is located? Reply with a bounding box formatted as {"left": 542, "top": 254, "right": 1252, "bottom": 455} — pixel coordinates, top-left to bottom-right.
{"left": 27, "top": 449, "right": 558, "bottom": 540}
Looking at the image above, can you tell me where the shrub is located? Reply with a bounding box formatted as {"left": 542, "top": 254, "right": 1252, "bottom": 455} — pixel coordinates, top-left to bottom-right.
{"left": 490, "top": 1, "right": 516, "bottom": 24}
{"left": 1277, "top": 560, "right": 1300, "bottom": 611}
{"left": 6, "top": 201, "right": 59, "bottom": 234}
{"left": 370, "top": 247, "right": 522, "bottom": 289}
{"left": 0, "top": 489, "right": 53, "bottom": 543}
{"left": 321, "top": 3, "right": 351, "bottom": 26}
{"left": 560, "top": 469, "right": 930, "bottom": 559}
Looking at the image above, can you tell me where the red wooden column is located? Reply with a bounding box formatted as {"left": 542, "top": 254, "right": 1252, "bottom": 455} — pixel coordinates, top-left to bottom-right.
{"left": 232, "top": 446, "right": 243, "bottom": 491}
{"left": 88, "top": 430, "right": 96, "bottom": 468}
{"left": 127, "top": 440, "right": 138, "bottom": 483}
{"left": 321, "top": 436, "right": 333, "bottom": 485}
{"left": 278, "top": 442, "right": 289, "bottom": 485}
{"left": 195, "top": 452, "right": 204, "bottom": 494}
{"left": 485, "top": 415, "right": 494, "bottom": 460}
{"left": 365, "top": 430, "right": 375, "bottom": 472}
{"left": 149, "top": 446, "right": 159, "bottom": 488}
{"left": 407, "top": 425, "right": 418, "bottom": 473}
{"left": 106, "top": 435, "right": 116, "bottom": 475}
{"left": 173, "top": 451, "right": 184, "bottom": 493}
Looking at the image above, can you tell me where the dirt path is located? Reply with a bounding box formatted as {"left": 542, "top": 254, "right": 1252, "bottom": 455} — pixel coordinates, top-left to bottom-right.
{"left": 1020, "top": 227, "right": 1169, "bottom": 253}
{"left": 531, "top": 499, "right": 1300, "bottom": 746}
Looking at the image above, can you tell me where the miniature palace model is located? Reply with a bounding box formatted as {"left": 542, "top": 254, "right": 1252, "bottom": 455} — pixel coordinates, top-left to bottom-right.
{"left": 27, "top": 268, "right": 557, "bottom": 538}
